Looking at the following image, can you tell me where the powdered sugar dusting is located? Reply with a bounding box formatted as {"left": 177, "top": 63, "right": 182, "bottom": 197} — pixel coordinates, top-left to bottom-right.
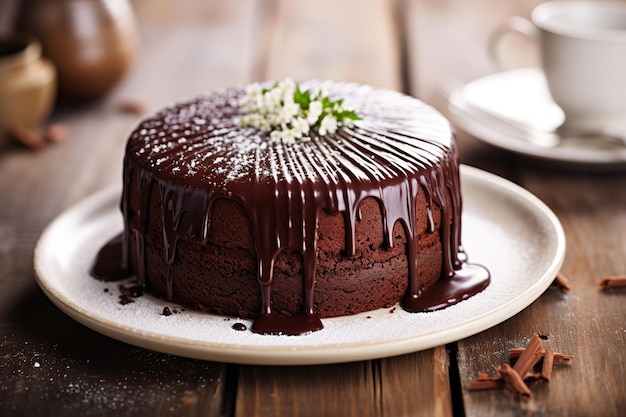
{"left": 125, "top": 81, "right": 453, "bottom": 188}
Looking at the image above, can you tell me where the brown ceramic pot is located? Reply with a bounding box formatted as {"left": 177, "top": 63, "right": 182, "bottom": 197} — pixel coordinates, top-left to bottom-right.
{"left": 0, "top": 33, "right": 56, "bottom": 148}
{"left": 19, "top": 0, "right": 138, "bottom": 99}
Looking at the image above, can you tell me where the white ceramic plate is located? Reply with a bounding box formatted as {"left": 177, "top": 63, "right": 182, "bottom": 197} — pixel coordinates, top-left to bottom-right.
{"left": 34, "top": 166, "right": 565, "bottom": 365}
{"left": 449, "top": 68, "right": 626, "bottom": 170}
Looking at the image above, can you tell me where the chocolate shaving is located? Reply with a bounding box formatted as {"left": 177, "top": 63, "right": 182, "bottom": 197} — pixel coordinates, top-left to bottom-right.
{"left": 497, "top": 363, "right": 532, "bottom": 397}
{"left": 469, "top": 334, "right": 573, "bottom": 397}
{"left": 508, "top": 348, "right": 545, "bottom": 360}
{"left": 541, "top": 348, "right": 555, "bottom": 382}
{"left": 553, "top": 353, "right": 574, "bottom": 364}
{"left": 513, "top": 333, "right": 543, "bottom": 378}
{"left": 8, "top": 123, "right": 69, "bottom": 149}
{"left": 44, "top": 124, "right": 68, "bottom": 143}
{"left": 550, "top": 273, "right": 572, "bottom": 291}
{"left": 468, "top": 378, "right": 503, "bottom": 390}
{"left": 117, "top": 99, "right": 148, "bottom": 116}
{"left": 598, "top": 276, "right": 626, "bottom": 288}
{"left": 477, "top": 371, "right": 494, "bottom": 380}
{"left": 468, "top": 371, "right": 503, "bottom": 390}
{"left": 508, "top": 348, "right": 572, "bottom": 364}
{"left": 523, "top": 373, "right": 542, "bottom": 389}
{"left": 10, "top": 124, "right": 45, "bottom": 151}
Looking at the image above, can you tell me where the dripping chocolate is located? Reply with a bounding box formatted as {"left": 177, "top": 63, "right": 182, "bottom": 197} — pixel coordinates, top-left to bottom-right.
{"left": 92, "top": 81, "right": 490, "bottom": 335}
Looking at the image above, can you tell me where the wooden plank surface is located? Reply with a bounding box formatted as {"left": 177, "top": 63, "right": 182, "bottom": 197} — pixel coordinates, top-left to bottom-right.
{"left": 1, "top": 0, "right": 625, "bottom": 416}
{"left": 260, "top": 0, "right": 401, "bottom": 90}
{"left": 403, "top": 0, "right": 544, "bottom": 111}
{"left": 456, "top": 167, "right": 626, "bottom": 417}
{"left": 235, "top": 2, "right": 451, "bottom": 416}
{"left": 0, "top": 1, "right": 256, "bottom": 416}
{"left": 236, "top": 346, "right": 452, "bottom": 417}
{"left": 403, "top": 2, "right": 626, "bottom": 416}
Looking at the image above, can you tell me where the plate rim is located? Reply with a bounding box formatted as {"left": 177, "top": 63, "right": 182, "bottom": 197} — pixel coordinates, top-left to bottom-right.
{"left": 33, "top": 165, "right": 566, "bottom": 365}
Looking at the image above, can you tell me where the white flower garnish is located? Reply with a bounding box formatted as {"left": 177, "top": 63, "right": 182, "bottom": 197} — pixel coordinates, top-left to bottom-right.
{"left": 236, "top": 79, "right": 361, "bottom": 142}
{"left": 307, "top": 100, "right": 323, "bottom": 124}
{"left": 318, "top": 114, "right": 338, "bottom": 136}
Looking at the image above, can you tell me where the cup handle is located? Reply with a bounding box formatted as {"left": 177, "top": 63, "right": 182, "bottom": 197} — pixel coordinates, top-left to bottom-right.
{"left": 488, "top": 16, "right": 539, "bottom": 70}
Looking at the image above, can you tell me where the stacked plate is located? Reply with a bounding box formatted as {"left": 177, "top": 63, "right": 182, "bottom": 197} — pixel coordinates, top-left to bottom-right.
{"left": 448, "top": 68, "right": 626, "bottom": 170}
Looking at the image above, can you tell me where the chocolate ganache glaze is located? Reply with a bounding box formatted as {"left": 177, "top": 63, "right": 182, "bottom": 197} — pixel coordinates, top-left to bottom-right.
{"left": 92, "top": 80, "right": 490, "bottom": 335}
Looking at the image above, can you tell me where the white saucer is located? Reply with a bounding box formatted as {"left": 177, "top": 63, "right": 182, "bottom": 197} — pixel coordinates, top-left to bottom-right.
{"left": 34, "top": 166, "right": 565, "bottom": 365}
{"left": 449, "top": 68, "right": 626, "bottom": 170}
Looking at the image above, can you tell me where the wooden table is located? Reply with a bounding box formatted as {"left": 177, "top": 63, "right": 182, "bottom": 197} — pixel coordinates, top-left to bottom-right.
{"left": 1, "top": 1, "right": 624, "bottom": 415}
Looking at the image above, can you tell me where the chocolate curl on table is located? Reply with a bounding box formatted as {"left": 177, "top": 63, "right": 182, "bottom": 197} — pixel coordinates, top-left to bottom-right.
{"left": 508, "top": 347, "right": 544, "bottom": 359}
{"left": 10, "top": 124, "right": 45, "bottom": 151}
{"left": 9, "top": 124, "right": 69, "bottom": 150}
{"left": 550, "top": 273, "right": 572, "bottom": 292}
{"left": 512, "top": 333, "right": 544, "bottom": 379}
{"left": 598, "top": 276, "right": 626, "bottom": 288}
{"left": 468, "top": 334, "right": 574, "bottom": 395}
{"left": 44, "top": 124, "right": 68, "bottom": 143}
{"left": 509, "top": 348, "right": 573, "bottom": 364}
{"left": 467, "top": 372, "right": 504, "bottom": 390}
{"left": 117, "top": 99, "right": 148, "bottom": 116}
{"left": 497, "top": 364, "right": 532, "bottom": 397}
{"left": 541, "top": 348, "right": 555, "bottom": 382}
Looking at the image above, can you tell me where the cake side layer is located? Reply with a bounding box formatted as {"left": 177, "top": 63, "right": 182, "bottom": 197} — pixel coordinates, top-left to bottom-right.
{"left": 124, "top": 177, "right": 444, "bottom": 319}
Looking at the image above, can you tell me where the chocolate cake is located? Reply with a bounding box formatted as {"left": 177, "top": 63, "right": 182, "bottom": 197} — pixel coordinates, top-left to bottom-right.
{"left": 92, "top": 80, "right": 490, "bottom": 335}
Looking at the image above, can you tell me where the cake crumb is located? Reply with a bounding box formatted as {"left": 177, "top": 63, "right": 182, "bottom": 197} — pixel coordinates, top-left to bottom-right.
{"left": 118, "top": 284, "right": 143, "bottom": 305}
{"left": 162, "top": 307, "right": 172, "bottom": 316}
{"left": 232, "top": 323, "right": 247, "bottom": 331}
{"left": 119, "top": 295, "right": 134, "bottom": 305}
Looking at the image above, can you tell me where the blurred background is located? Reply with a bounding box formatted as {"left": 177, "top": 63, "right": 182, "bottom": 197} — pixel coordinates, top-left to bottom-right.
{"left": 1, "top": 0, "right": 545, "bottom": 146}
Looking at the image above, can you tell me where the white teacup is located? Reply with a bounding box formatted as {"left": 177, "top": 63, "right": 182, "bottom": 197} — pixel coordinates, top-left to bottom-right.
{"left": 490, "top": 1, "right": 626, "bottom": 129}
